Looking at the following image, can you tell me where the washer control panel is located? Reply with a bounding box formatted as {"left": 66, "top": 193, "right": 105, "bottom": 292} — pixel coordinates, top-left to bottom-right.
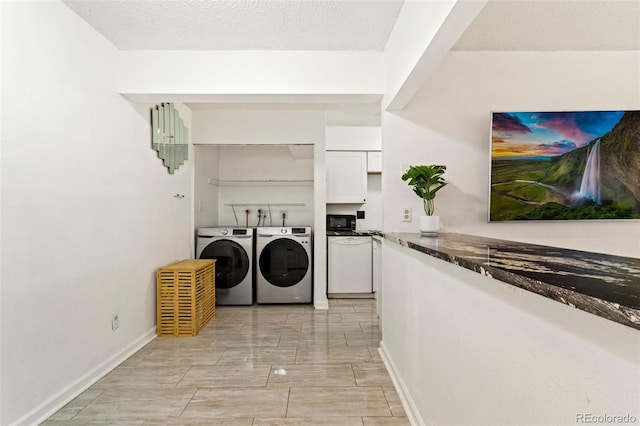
{"left": 257, "top": 226, "right": 312, "bottom": 237}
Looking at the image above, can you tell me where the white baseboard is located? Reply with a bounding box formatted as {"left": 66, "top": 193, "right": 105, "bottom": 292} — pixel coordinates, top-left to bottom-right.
{"left": 379, "top": 341, "right": 426, "bottom": 426}
{"left": 13, "top": 327, "right": 157, "bottom": 426}
{"left": 314, "top": 299, "right": 329, "bottom": 310}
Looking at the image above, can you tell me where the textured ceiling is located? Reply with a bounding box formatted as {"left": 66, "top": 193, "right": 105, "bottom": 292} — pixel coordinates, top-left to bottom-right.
{"left": 63, "top": 0, "right": 640, "bottom": 52}
{"left": 453, "top": 0, "right": 640, "bottom": 51}
{"left": 63, "top": 0, "right": 404, "bottom": 51}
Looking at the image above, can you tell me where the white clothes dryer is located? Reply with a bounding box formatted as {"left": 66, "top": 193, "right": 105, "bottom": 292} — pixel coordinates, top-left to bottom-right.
{"left": 256, "top": 226, "right": 312, "bottom": 304}
{"left": 197, "top": 227, "right": 254, "bottom": 305}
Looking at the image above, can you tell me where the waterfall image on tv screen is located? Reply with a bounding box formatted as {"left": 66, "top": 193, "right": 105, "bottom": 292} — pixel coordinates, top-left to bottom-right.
{"left": 489, "top": 110, "right": 640, "bottom": 221}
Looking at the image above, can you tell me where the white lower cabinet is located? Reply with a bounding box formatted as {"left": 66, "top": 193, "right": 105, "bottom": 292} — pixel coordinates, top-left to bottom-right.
{"left": 327, "top": 236, "right": 372, "bottom": 295}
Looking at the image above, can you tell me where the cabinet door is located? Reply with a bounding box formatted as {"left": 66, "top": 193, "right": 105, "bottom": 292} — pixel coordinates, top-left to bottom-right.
{"left": 328, "top": 237, "right": 372, "bottom": 294}
{"left": 326, "top": 151, "right": 367, "bottom": 204}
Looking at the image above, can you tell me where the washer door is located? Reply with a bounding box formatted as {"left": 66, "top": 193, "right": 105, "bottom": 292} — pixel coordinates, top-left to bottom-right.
{"left": 199, "top": 240, "right": 250, "bottom": 289}
{"left": 259, "top": 239, "right": 309, "bottom": 288}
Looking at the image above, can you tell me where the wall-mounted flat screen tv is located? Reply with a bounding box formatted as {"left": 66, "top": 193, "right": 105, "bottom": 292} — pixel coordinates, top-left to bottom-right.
{"left": 489, "top": 110, "right": 640, "bottom": 221}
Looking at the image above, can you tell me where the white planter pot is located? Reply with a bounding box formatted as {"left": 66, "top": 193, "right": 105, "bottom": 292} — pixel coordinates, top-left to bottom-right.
{"left": 419, "top": 215, "right": 439, "bottom": 236}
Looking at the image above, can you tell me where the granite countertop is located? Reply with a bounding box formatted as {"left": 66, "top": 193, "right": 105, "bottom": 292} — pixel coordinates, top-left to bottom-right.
{"left": 384, "top": 232, "right": 640, "bottom": 330}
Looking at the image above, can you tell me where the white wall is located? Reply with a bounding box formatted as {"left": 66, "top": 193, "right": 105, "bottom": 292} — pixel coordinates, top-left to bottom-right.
{"left": 192, "top": 109, "right": 325, "bottom": 145}
{"left": 193, "top": 114, "right": 320, "bottom": 227}
{"left": 361, "top": 174, "right": 383, "bottom": 231}
{"left": 194, "top": 145, "right": 220, "bottom": 229}
{"left": 192, "top": 112, "right": 320, "bottom": 227}
{"left": 381, "top": 241, "right": 640, "bottom": 426}
{"left": 325, "top": 126, "right": 382, "bottom": 151}
{"left": 215, "top": 145, "right": 314, "bottom": 227}
{"left": 1, "top": 3, "right": 193, "bottom": 424}
{"left": 383, "top": 51, "right": 640, "bottom": 258}
{"left": 116, "top": 51, "right": 384, "bottom": 100}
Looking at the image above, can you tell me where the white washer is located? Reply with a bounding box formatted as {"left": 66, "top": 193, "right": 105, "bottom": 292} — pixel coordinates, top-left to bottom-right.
{"left": 197, "top": 227, "right": 254, "bottom": 305}
{"left": 256, "top": 226, "right": 312, "bottom": 304}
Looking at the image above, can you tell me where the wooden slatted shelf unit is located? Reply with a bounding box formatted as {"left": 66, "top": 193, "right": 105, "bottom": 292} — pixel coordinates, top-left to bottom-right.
{"left": 156, "top": 259, "right": 216, "bottom": 337}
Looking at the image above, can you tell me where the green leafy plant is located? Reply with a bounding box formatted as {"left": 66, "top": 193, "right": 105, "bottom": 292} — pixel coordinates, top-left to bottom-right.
{"left": 401, "top": 165, "right": 447, "bottom": 216}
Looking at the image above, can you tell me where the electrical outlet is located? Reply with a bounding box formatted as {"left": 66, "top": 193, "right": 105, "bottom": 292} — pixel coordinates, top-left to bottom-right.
{"left": 111, "top": 313, "right": 120, "bottom": 330}
{"left": 402, "top": 207, "right": 412, "bottom": 222}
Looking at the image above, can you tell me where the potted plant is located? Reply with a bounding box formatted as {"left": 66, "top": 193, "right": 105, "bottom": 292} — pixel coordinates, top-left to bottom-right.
{"left": 401, "top": 164, "right": 447, "bottom": 235}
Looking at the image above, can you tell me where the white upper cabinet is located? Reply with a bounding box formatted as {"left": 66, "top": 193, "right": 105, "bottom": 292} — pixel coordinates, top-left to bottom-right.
{"left": 367, "top": 151, "right": 382, "bottom": 173}
{"left": 326, "top": 151, "right": 367, "bottom": 204}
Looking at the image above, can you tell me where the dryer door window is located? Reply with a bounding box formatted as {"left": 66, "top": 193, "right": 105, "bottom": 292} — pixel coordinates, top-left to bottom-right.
{"left": 199, "top": 240, "right": 250, "bottom": 289}
{"left": 259, "top": 239, "right": 309, "bottom": 288}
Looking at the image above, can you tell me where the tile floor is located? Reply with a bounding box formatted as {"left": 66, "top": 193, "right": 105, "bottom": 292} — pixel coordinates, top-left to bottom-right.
{"left": 42, "top": 299, "right": 409, "bottom": 425}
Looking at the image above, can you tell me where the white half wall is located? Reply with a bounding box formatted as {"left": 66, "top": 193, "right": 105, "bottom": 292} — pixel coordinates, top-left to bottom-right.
{"left": 383, "top": 51, "right": 640, "bottom": 258}
{"left": 381, "top": 240, "right": 639, "bottom": 426}
{"left": 1, "top": 2, "right": 192, "bottom": 424}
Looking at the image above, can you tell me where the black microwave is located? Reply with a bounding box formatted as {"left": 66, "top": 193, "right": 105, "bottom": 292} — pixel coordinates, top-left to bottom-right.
{"left": 326, "top": 214, "right": 356, "bottom": 232}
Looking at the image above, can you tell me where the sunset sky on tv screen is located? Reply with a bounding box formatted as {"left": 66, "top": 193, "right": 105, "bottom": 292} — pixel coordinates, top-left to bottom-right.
{"left": 491, "top": 111, "right": 624, "bottom": 159}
